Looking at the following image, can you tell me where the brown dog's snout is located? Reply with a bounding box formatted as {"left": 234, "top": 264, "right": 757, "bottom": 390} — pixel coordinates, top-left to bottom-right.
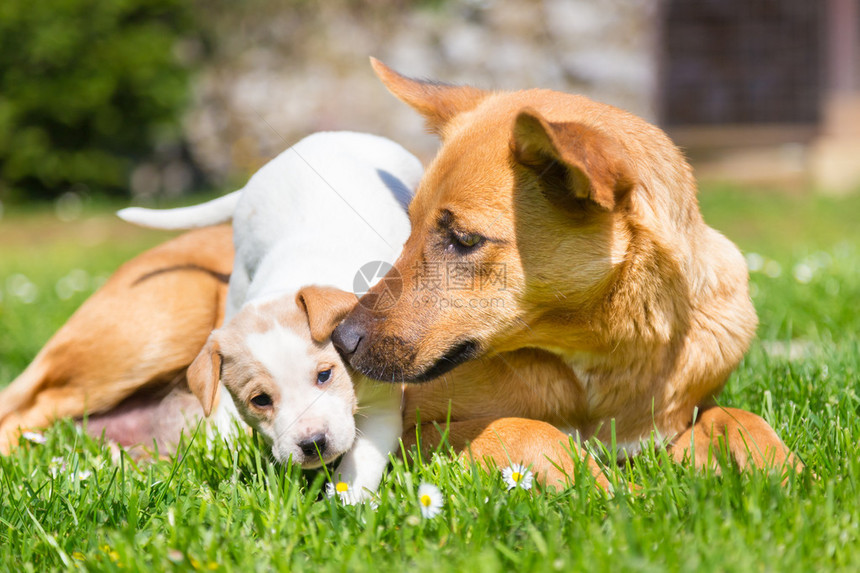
{"left": 331, "top": 310, "right": 367, "bottom": 358}
{"left": 333, "top": 302, "right": 420, "bottom": 382}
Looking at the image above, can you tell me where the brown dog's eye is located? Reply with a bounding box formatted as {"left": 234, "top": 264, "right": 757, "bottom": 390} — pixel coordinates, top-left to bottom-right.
{"left": 317, "top": 369, "right": 332, "bottom": 385}
{"left": 450, "top": 231, "right": 485, "bottom": 253}
{"left": 250, "top": 393, "right": 273, "bottom": 408}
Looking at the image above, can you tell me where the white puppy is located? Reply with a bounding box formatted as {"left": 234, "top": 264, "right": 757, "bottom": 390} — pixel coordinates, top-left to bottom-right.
{"left": 119, "top": 132, "right": 422, "bottom": 501}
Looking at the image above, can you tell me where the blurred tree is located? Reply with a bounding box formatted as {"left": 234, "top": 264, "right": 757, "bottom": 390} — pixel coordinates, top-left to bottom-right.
{"left": 0, "top": 0, "right": 198, "bottom": 202}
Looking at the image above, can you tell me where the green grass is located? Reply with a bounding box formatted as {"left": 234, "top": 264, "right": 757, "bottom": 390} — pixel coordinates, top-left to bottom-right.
{"left": 1, "top": 187, "right": 859, "bottom": 571}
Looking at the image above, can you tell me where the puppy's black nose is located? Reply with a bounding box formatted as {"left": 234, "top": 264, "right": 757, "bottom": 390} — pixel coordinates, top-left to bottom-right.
{"left": 298, "top": 433, "right": 327, "bottom": 458}
{"left": 332, "top": 316, "right": 364, "bottom": 357}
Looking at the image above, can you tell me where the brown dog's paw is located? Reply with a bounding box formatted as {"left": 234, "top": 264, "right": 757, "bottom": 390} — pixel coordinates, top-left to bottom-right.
{"left": 403, "top": 417, "right": 613, "bottom": 491}
{"left": 669, "top": 406, "right": 804, "bottom": 483}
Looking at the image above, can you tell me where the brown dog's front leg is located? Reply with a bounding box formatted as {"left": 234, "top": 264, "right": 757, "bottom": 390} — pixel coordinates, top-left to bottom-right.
{"left": 668, "top": 406, "right": 803, "bottom": 479}
{"left": 401, "top": 417, "right": 610, "bottom": 490}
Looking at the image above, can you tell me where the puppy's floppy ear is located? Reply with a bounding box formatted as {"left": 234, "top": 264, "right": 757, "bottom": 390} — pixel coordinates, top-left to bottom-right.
{"left": 370, "top": 57, "right": 488, "bottom": 137}
{"left": 296, "top": 286, "right": 358, "bottom": 343}
{"left": 512, "top": 108, "right": 634, "bottom": 211}
{"left": 187, "top": 334, "right": 221, "bottom": 418}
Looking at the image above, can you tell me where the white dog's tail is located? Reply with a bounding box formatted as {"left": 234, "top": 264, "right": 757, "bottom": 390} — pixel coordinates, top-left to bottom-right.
{"left": 117, "top": 191, "right": 241, "bottom": 230}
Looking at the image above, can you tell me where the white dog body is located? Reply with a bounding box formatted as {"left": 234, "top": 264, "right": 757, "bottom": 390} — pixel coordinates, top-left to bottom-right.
{"left": 120, "top": 132, "right": 421, "bottom": 500}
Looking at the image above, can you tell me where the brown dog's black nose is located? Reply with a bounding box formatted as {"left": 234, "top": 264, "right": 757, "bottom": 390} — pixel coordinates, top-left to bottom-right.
{"left": 298, "top": 433, "right": 327, "bottom": 457}
{"left": 332, "top": 315, "right": 364, "bottom": 357}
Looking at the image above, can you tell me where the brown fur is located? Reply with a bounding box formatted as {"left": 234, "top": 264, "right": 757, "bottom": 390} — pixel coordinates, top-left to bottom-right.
{"left": 0, "top": 226, "right": 233, "bottom": 453}
{"left": 334, "top": 60, "right": 801, "bottom": 486}
{"left": 297, "top": 286, "right": 361, "bottom": 344}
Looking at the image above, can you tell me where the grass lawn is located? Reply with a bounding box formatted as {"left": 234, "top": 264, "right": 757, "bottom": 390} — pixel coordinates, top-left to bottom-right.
{"left": 1, "top": 187, "right": 859, "bottom": 571}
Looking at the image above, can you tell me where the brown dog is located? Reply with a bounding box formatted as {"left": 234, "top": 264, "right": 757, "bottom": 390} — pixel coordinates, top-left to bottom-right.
{"left": 0, "top": 226, "right": 233, "bottom": 454}
{"left": 331, "top": 60, "right": 801, "bottom": 485}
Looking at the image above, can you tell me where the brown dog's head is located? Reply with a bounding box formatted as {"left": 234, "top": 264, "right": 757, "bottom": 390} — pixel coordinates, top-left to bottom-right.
{"left": 332, "top": 60, "right": 700, "bottom": 383}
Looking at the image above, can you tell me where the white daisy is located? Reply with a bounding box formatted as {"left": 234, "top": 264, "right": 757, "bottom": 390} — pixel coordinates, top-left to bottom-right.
{"left": 49, "top": 457, "right": 66, "bottom": 478}
{"left": 325, "top": 481, "right": 351, "bottom": 502}
{"left": 502, "top": 463, "right": 534, "bottom": 491}
{"left": 22, "top": 431, "right": 46, "bottom": 444}
{"left": 417, "top": 483, "right": 444, "bottom": 518}
{"left": 325, "top": 481, "right": 378, "bottom": 506}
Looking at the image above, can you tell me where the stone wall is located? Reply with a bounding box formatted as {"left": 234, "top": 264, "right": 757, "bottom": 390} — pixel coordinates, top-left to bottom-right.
{"left": 166, "top": 0, "right": 658, "bottom": 193}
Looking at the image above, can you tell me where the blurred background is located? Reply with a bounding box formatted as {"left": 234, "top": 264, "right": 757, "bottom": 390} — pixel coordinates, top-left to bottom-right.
{"left": 1, "top": 0, "right": 858, "bottom": 208}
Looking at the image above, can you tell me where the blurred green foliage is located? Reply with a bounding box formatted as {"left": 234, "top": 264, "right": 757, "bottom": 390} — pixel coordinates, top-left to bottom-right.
{"left": 0, "top": 0, "right": 198, "bottom": 201}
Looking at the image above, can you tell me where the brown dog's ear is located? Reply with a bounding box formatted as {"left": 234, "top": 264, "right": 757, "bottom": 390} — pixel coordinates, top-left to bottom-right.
{"left": 296, "top": 286, "right": 358, "bottom": 343}
{"left": 370, "top": 57, "right": 488, "bottom": 136}
{"left": 512, "top": 108, "right": 634, "bottom": 211}
{"left": 187, "top": 334, "right": 221, "bottom": 417}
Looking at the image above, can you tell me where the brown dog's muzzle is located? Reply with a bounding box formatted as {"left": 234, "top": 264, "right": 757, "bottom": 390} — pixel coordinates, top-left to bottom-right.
{"left": 332, "top": 303, "right": 409, "bottom": 382}
{"left": 330, "top": 305, "right": 370, "bottom": 360}
{"left": 331, "top": 303, "right": 417, "bottom": 382}
{"left": 332, "top": 302, "right": 479, "bottom": 384}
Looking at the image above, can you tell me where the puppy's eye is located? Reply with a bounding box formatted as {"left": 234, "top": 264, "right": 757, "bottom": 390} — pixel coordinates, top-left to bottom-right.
{"left": 250, "top": 393, "right": 273, "bottom": 408}
{"left": 449, "top": 231, "right": 485, "bottom": 253}
{"left": 316, "top": 369, "right": 332, "bottom": 385}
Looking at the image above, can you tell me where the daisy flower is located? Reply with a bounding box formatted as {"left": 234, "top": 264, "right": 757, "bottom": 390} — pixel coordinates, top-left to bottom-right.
{"left": 325, "top": 481, "right": 375, "bottom": 506}
{"left": 22, "top": 431, "right": 46, "bottom": 444}
{"left": 502, "top": 463, "right": 534, "bottom": 491}
{"left": 417, "top": 483, "right": 444, "bottom": 518}
{"left": 325, "top": 481, "right": 351, "bottom": 502}
{"left": 49, "top": 457, "right": 66, "bottom": 478}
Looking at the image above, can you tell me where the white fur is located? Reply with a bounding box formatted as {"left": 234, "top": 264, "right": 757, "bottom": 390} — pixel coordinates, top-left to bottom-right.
{"left": 119, "top": 192, "right": 241, "bottom": 230}
{"left": 120, "top": 131, "right": 421, "bottom": 501}
{"left": 244, "top": 325, "right": 355, "bottom": 465}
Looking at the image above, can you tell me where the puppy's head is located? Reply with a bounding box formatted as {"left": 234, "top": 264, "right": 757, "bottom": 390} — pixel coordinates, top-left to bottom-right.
{"left": 188, "top": 286, "right": 359, "bottom": 467}
{"left": 334, "top": 60, "right": 667, "bottom": 382}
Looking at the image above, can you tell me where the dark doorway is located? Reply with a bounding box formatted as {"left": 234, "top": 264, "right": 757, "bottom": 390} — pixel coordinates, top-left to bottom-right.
{"left": 661, "top": 1, "right": 825, "bottom": 126}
